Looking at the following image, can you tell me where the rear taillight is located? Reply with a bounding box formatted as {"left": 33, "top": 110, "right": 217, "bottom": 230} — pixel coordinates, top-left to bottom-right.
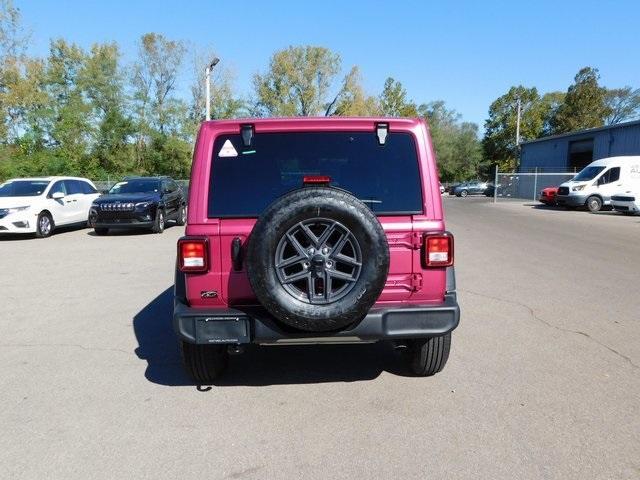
{"left": 178, "top": 238, "right": 209, "bottom": 273}
{"left": 424, "top": 233, "right": 454, "bottom": 267}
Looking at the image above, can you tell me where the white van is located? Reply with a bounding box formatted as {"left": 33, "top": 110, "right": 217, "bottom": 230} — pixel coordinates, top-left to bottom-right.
{"left": 555, "top": 156, "right": 640, "bottom": 212}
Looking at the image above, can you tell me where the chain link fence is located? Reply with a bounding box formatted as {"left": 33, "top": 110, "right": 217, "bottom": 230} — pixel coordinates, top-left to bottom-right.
{"left": 492, "top": 171, "right": 576, "bottom": 202}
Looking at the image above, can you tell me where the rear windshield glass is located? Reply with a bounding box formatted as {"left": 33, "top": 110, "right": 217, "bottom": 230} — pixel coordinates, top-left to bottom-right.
{"left": 0, "top": 180, "right": 50, "bottom": 197}
{"left": 208, "top": 131, "right": 423, "bottom": 217}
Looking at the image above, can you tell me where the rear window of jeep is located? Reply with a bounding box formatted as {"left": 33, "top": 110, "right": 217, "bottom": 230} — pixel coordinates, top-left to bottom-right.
{"left": 208, "top": 131, "right": 423, "bottom": 217}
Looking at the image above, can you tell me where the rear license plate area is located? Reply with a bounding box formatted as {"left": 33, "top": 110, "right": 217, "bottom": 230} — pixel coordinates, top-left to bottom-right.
{"left": 195, "top": 316, "right": 250, "bottom": 344}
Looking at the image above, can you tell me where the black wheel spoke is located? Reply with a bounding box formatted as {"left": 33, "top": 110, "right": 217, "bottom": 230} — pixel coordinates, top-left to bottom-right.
{"left": 316, "top": 223, "right": 336, "bottom": 248}
{"left": 332, "top": 253, "right": 361, "bottom": 267}
{"left": 307, "top": 275, "right": 316, "bottom": 302}
{"left": 299, "top": 222, "right": 319, "bottom": 246}
{"left": 323, "top": 270, "right": 332, "bottom": 301}
{"left": 332, "top": 232, "right": 350, "bottom": 255}
{"left": 282, "top": 270, "right": 310, "bottom": 284}
{"left": 276, "top": 255, "right": 306, "bottom": 269}
{"left": 286, "top": 232, "right": 308, "bottom": 257}
{"left": 328, "top": 269, "right": 358, "bottom": 283}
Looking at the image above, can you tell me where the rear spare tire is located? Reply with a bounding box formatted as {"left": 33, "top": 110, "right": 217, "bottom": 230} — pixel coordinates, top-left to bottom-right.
{"left": 246, "top": 187, "right": 390, "bottom": 332}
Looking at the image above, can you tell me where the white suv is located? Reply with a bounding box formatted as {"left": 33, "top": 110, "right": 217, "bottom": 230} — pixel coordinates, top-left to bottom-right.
{"left": 0, "top": 176, "right": 100, "bottom": 237}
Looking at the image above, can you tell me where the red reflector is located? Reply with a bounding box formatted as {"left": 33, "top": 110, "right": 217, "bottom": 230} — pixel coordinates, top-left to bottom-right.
{"left": 178, "top": 238, "right": 209, "bottom": 273}
{"left": 303, "top": 175, "right": 331, "bottom": 185}
{"left": 424, "top": 234, "right": 454, "bottom": 267}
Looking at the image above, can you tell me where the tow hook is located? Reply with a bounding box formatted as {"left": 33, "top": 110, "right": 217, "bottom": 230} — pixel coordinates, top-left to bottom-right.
{"left": 392, "top": 341, "right": 409, "bottom": 352}
{"left": 227, "top": 345, "right": 244, "bottom": 355}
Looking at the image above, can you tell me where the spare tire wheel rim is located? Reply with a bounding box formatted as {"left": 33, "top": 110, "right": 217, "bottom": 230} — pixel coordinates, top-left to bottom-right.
{"left": 274, "top": 218, "right": 362, "bottom": 305}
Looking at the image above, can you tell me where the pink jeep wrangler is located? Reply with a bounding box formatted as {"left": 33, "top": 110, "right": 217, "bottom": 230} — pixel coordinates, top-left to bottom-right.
{"left": 174, "top": 117, "right": 459, "bottom": 382}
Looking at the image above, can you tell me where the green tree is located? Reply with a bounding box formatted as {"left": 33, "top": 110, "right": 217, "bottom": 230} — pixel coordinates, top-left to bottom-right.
{"left": 131, "top": 33, "right": 191, "bottom": 175}
{"left": 539, "top": 91, "right": 565, "bottom": 135}
{"left": 604, "top": 87, "right": 640, "bottom": 125}
{"left": 0, "top": 0, "right": 28, "bottom": 61}
{"left": 44, "top": 39, "right": 92, "bottom": 173}
{"left": 253, "top": 45, "right": 341, "bottom": 116}
{"left": 132, "top": 33, "right": 187, "bottom": 136}
{"left": 0, "top": 0, "right": 30, "bottom": 143}
{"left": 420, "top": 101, "right": 483, "bottom": 181}
{"left": 550, "top": 67, "right": 611, "bottom": 134}
{"left": 80, "top": 43, "right": 134, "bottom": 175}
{"left": 379, "top": 77, "right": 417, "bottom": 117}
{"left": 330, "top": 66, "right": 380, "bottom": 116}
{"left": 482, "top": 86, "right": 559, "bottom": 170}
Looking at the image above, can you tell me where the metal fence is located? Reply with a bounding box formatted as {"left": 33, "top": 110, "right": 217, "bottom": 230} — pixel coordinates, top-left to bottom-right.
{"left": 492, "top": 170, "right": 576, "bottom": 202}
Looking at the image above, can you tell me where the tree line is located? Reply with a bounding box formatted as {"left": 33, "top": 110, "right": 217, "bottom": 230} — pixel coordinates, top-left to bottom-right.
{"left": 1, "top": 1, "right": 639, "bottom": 182}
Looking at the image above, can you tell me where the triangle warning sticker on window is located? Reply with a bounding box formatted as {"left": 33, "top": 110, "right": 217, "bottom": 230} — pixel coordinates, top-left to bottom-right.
{"left": 218, "top": 139, "right": 238, "bottom": 157}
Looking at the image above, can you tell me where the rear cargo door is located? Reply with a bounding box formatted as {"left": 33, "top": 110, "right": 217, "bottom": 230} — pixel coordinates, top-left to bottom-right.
{"left": 207, "top": 130, "right": 425, "bottom": 305}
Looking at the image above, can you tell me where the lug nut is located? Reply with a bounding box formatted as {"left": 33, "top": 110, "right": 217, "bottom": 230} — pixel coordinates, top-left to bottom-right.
{"left": 326, "top": 261, "right": 333, "bottom": 268}
{"left": 308, "top": 248, "right": 315, "bottom": 255}
{"left": 303, "top": 262, "right": 310, "bottom": 268}
{"left": 322, "top": 247, "right": 329, "bottom": 254}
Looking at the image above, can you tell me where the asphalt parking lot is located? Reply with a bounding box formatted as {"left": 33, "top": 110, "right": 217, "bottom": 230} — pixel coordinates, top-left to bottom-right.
{"left": 1, "top": 197, "right": 639, "bottom": 480}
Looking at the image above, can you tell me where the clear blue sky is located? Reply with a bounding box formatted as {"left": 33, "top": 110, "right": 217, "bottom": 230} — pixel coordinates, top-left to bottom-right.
{"left": 16, "top": 0, "right": 640, "bottom": 127}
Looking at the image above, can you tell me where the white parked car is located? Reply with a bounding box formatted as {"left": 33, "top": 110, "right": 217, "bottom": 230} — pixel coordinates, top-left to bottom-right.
{"left": 0, "top": 176, "right": 100, "bottom": 237}
{"left": 611, "top": 188, "right": 640, "bottom": 215}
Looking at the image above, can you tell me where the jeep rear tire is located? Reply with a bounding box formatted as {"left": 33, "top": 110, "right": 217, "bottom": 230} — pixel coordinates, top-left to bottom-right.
{"left": 246, "top": 187, "right": 390, "bottom": 332}
{"left": 407, "top": 333, "right": 451, "bottom": 376}
{"left": 180, "top": 341, "right": 228, "bottom": 384}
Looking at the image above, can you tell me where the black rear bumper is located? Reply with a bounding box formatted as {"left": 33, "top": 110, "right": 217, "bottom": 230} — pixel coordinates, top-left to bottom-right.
{"left": 173, "top": 293, "right": 460, "bottom": 345}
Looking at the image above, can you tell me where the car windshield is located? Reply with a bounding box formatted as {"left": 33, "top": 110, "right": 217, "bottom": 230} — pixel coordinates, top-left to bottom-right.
{"left": 108, "top": 179, "right": 160, "bottom": 194}
{"left": 0, "top": 180, "right": 50, "bottom": 197}
{"left": 573, "top": 166, "right": 605, "bottom": 181}
{"left": 208, "top": 131, "right": 423, "bottom": 217}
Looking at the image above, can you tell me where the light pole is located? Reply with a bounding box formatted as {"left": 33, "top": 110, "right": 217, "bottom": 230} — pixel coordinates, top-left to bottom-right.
{"left": 515, "top": 97, "right": 521, "bottom": 148}
{"left": 205, "top": 57, "right": 220, "bottom": 121}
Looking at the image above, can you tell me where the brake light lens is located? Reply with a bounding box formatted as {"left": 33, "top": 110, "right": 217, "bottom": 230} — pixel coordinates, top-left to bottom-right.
{"left": 178, "top": 238, "right": 209, "bottom": 273}
{"left": 303, "top": 175, "right": 331, "bottom": 185}
{"left": 424, "top": 234, "right": 454, "bottom": 267}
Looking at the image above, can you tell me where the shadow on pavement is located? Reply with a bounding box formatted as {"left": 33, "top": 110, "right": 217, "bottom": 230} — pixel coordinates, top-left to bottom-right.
{"left": 0, "top": 224, "right": 87, "bottom": 241}
{"left": 133, "top": 286, "right": 408, "bottom": 387}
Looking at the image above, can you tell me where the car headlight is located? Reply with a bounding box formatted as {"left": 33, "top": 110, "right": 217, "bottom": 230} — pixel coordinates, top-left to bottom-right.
{"left": 135, "top": 202, "right": 151, "bottom": 209}
{"left": 7, "top": 206, "right": 29, "bottom": 214}
{"left": 572, "top": 185, "right": 586, "bottom": 191}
